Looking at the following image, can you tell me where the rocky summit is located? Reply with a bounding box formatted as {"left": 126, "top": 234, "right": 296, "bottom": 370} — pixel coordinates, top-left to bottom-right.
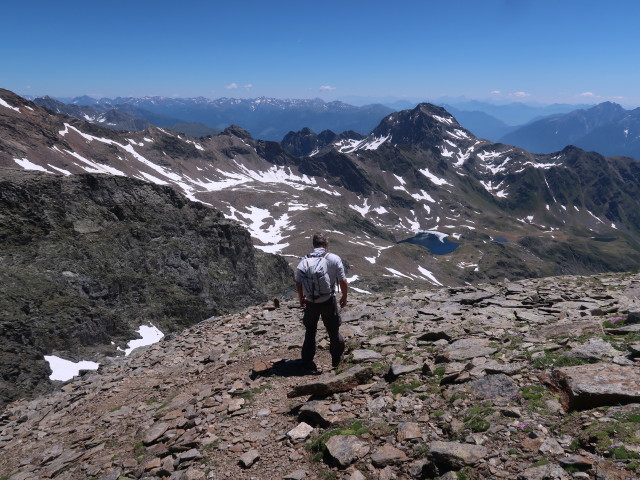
{"left": 2, "top": 272, "right": 640, "bottom": 479}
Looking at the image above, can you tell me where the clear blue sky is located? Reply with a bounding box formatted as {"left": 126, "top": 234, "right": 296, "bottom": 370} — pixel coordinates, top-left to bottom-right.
{"left": 3, "top": 0, "right": 639, "bottom": 106}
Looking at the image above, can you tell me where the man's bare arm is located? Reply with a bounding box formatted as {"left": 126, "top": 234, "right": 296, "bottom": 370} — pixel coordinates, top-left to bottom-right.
{"left": 339, "top": 279, "right": 348, "bottom": 308}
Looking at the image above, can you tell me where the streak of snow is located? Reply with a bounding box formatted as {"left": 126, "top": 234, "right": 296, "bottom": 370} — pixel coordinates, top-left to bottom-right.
{"left": 587, "top": 210, "right": 604, "bottom": 223}
{"left": 373, "top": 206, "right": 388, "bottom": 214}
{"left": 524, "top": 161, "right": 560, "bottom": 169}
{"left": 384, "top": 268, "right": 413, "bottom": 280}
{"left": 350, "top": 198, "right": 371, "bottom": 217}
{"left": 417, "top": 266, "right": 443, "bottom": 286}
{"left": 0, "top": 98, "right": 20, "bottom": 112}
{"left": 393, "top": 174, "right": 406, "bottom": 185}
{"left": 433, "top": 114, "right": 454, "bottom": 125}
{"left": 447, "top": 129, "right": 471, "bottom": 140}
{"left": 360, "top": 134, "right": 391, "bottom": 150}
{"left": 418, "top": 168, "right": 451, "bottom": 186}
{"left": 335, "top": 138, "right": 362, "bottom": 153}
{"left": 48, "top": 165, "right": 72, "bottom": 175}
{"left": 479, "top": 179, "right": 508, "bottom": 197}
{"left": 65, "top": 149, "right": 127, "bottom": 176}
{"left": 351, "top": 286, "right": 372, "bottom": 294}
{"left": 14, "top": 158, "right": 52, "bottom": 173}
{"left": 439, "top": 146, "right": 454, "bottom": 158}
{"left": 411, "top": 190, "right": 435, "bottom": 202}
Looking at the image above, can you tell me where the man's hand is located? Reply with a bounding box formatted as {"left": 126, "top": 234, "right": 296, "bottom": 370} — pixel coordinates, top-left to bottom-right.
{"left": 339, "top": 295, "right": 347, "bottom": 308}
{"left": 299, "top": 297, "right": 307, "bottom": 307}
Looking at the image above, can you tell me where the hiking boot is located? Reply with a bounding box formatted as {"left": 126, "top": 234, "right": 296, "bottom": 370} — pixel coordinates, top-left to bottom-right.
{"left": 331, "top": 354, "right": 343, "bottom": 368}
{"left": 300, "top": 360, "right": 319, "bottom": 374}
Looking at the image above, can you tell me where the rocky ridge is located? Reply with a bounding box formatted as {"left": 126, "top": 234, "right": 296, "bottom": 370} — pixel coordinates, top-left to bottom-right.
{"left": 0, "top": 169, "right": 292, "bottom": 408}
{"left": 2, "top": 272, "right": 640, "bottom": 479}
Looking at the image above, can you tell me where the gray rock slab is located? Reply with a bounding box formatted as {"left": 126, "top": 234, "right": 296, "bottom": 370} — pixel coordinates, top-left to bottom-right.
{"left": 474, "top": 359, "right": 527, "bottom": 376}
{"left": 518, "top": 463, "right": 570, "bottom": 480}
{"left": 397, "top": 422, "right": 422, "bottom": 441}
{"left": 286, "top": 422, "right": 314, "bottom": 441}
{"left": 143, "top": 421, "right": 170, "bottom": 445}
{"left": 567, "top": 337, "right": 620, "bottom": 361}
{"left": 552, "top": 363, "right": 640, "bottom": 410}
{"left": 299, "top": 400, "right": 333, "bottom": 427}
{"left": 371, "top": 444, "right": 408, "bottom": 467}
{"left": 324, "top": 435, "right": 370, "bottom": 468}
{"left": 442, "top": 338, "right": 497, "bottom": 362}
{"left": 283, "top": 470, "right": 308, "bottom": 480}
{"left": 351, "top": 349, "right": 383, "bottom": 362}
{"left": 429, "top": 441, "right": 488, "bottom": 469}
{"left": 465, "top": 374, "right": 519, "bottom": 400}
{"left": 238, "top": 449, "right": 260, "bottom": 468}
{"left": 387, "top": 363, "right": 421, "bottom": 381}
{"left": 605, "top": 324, "right": 640, "bottom": 335}
{"left": 539, "top": 320, "right": 602, "bottom": 339}
{"left": 287, "top": 366, "right": 373, "bottom": 398}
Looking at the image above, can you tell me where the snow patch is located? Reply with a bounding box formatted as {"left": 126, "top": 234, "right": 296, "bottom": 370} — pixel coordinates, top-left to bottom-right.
{"left": 14, "top": 158, "right": 52, "bottom": 173}
{"left": 418, "top": 168, "right": 451, "bottom": 186}
{"left": 0, "top": 97, "right": 20, "bottom": 112}
{"left": 125, "top": 324, "right": 164, "bottom": 356}
{"left": 44, "top": 356, "right": 99, "bottom": 381}
{"left": 417, "top": 266, "right": 443, "bottom": 286}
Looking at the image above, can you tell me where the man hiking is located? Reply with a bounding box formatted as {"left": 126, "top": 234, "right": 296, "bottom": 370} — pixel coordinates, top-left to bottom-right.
{"left": 295, "top": 232, "right": 348, "bottom": 372}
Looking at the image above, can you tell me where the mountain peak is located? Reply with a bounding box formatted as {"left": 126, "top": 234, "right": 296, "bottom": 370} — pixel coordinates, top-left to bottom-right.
{"left": 222, "top": 124, "right": 253, "bottom": 140}
{"left": 367, "top": 102, "right": 468, "bottom": 148}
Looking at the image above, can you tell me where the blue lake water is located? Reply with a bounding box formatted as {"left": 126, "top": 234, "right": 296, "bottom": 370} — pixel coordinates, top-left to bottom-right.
{"left": 492, "top": 237, "right": 508, "bottom": 243}
{"left": 401, "top": 233, "right": 461, "bottom": 255}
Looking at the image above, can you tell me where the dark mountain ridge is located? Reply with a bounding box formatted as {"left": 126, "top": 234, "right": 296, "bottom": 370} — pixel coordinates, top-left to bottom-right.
{"left": 500, "top": 101, "right": 640, "bottom": 159}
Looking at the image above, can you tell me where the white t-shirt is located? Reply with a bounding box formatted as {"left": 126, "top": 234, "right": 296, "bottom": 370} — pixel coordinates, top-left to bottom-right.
{"left": 295, "top": 247, "right": 347, "bottom": 302}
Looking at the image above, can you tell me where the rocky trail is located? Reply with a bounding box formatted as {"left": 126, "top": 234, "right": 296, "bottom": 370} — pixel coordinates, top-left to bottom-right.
{"left": 2, "top": 272, "right": 640, "bottom": 480}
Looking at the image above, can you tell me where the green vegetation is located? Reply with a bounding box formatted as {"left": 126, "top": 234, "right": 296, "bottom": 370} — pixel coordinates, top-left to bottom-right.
{"left": 233, "top": 382, "right": 271, "bottom": 404}
{"left": 156, "top": 393, "right": 178, "bottom": 411}
{"left": 134, "top": 441, "right": 146, "bottom": 462}
{"left": 528, "top": 350, "right": 597, "bottom": 370}
{"left": 390, "top": 379, "right": 423, "bottom": 396}
{"left": 519, "top": 384, "right": 560, "bottom": 413}
{"left": 308, "top": 419, "right": 373, "bottom": 461}
{"left": 463, "top": 403, "right": 494, "bottom": 433}
{"left": 602, "top": 316, "right": 628, "bottom": 329}
{"left": 456, "top": 467, "right": 476, "bottom": 480}
{"left": 562, "top": 407, "right": 640, "bottom": 461}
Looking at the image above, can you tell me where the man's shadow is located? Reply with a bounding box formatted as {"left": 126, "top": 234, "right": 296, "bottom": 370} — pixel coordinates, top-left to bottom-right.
{"left": 250, "top": 358, "right": 322, "bottom": 379}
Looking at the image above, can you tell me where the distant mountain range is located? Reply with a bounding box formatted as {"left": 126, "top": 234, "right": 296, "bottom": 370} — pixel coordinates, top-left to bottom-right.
{"left": 36, "top": 95, "right": 394, "bottom": 141}
{"left": 500, "top": 102, "right": 640, "bottom": 159}
{"left": 32, "top": 94, "right": 607, "bottom": 148}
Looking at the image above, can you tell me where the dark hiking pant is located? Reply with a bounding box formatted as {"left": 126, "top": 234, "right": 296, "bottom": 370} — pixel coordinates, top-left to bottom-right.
{"left": 301, "top": 297, "right": 345, "bottom": 365}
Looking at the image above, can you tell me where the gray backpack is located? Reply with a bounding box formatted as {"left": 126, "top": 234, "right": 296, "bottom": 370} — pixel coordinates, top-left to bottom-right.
{"left": 298, "top": 252, "right": 333, "bottom": 300}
